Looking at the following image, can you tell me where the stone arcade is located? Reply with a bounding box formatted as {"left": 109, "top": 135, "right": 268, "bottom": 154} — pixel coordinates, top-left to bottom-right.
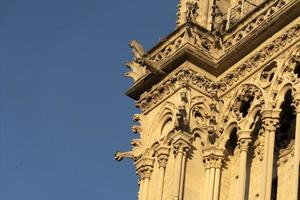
{"left": 115, "top": 0, "right": 300, "bottom": 199}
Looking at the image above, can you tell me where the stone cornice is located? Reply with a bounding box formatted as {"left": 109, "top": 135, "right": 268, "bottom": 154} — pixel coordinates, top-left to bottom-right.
{"left": 219, "top": 23, "right": 300, "bottom": 97}
{"left": 223, "top": 0, "right": 299, "bottom": 51}
{"left": 136, "top": 67, "right": 215, "bottom": 113}
{"left": 126, "top": 0, "right": 300, "bottom": 101}
{"left": 133, "top": 21, "right": 299, "bottom": 112}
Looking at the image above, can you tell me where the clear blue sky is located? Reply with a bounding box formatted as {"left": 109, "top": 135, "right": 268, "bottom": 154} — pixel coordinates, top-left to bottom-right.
{"left": 0, "top": 1, "right": 177, "bottom": 199}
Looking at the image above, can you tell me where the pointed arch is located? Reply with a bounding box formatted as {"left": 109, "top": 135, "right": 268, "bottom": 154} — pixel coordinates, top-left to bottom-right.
{"left": 191, "top": 128, "right": 210, "bottom": 148}
{"left": 150, "top": 101, "right": 177, "bottom": 141}
{"left": 273, "top": 82, "right": 295, "bottom": 110}
{"left": 222, "top": 83, "right": 266, "bottom": 125}
{"left": 219, "top": 121, "right": 238, "bottom": 149}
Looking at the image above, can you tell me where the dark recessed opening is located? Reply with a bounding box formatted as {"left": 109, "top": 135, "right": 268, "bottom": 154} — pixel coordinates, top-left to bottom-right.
{"left": 225, "top": 128, "right": 238, "bottom": 156}
{"left": 293, "top": 61, "right": 300, "bottom": 79}
{"left": 239, "top": 96, "right": 254, "bottom": 118}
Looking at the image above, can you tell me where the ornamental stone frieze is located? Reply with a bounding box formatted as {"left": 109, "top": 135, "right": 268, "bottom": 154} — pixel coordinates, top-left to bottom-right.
{"left": 134, "top": 22, "right": 299, "bottom": 114}
{"left": 116, "top": 0, "right": 300, "bottom": 199}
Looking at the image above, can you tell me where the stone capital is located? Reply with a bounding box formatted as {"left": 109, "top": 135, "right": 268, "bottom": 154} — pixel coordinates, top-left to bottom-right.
{"left": 173, "top": 141, "right": 191, "bottom": 156}
{"left": 202, "top": 147, "right": 225, "bottom": 169}
{"left": 261, "top": 109, "right": 280, "bottom": 132}
{"left": 156, "top": 145, "right": 171, "bottom": 168}
{"left": 172, "top": 131, "right": 192, "bottom": 155}
{"left": 135, "top": 157, "right": 155, "bottom": 180}
{"left": 237, "top": 130, "right": 252, "bottom": 152}
{"left": 238, "top": 138, "right": 252, "bottom": 152}
{"left": 203, "top": 155, "right": 224, "bottom": 169}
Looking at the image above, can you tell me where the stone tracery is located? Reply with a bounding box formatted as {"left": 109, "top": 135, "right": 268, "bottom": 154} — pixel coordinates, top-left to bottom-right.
{"left": 115, "top": 1, "right": 300, "bottom": 199}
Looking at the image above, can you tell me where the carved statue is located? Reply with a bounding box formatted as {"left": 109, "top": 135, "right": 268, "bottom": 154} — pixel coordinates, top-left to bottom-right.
{"left": 129, "top": 40, "right": 145, "bottom": 62}
{"left": 174, "top": 105, "right": 189, "bottom": 131}
{"left": 114, "top": 139, "right": 145, "bottom": 161}
{"left": 186, "top": 2, "right": 199, "bottom": 24}
{"left": 211, "top": 5, "right": 225, "bottom": 48}
{"left": 129, "top": 40, "right": 165, "bottom": 75}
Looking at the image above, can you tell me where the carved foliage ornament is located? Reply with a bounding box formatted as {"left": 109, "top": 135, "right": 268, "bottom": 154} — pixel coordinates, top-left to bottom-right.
{"left": 220, "top": 23, "right": 300, "bottom": 93}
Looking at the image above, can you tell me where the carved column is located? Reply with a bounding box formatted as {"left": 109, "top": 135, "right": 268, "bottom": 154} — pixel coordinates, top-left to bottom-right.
{"left": 213, "top": 157, "right": 223, "bottom": 200}
{"left": 203, "top": 159, "right": 211, "bottom": 200}
{"left": 261, "top": 110, "right": 280, "bottom": 200}
{"left": 156, "top": 146, "right": 171, "bottom": 200}
{"left": 203, "top": 148, "right": 224, "bottom": 200}
{"left": 292, "top": 92, "right": 300, "bottom": 200}
{"left": 238, "top": 131, "right": 252, "bottom": 200}
{"left": 208, "top": 161, "right": 215, "bottom": 200}
{"left": 136, "top": 157, "right": 155, "bottom": 200}
{"left": 172, "top": 132, "right": 191, "bottom": 200}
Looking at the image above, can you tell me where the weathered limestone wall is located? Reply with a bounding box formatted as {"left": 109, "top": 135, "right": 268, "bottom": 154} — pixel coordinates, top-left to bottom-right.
{"left": 116, "top": 0, "right": 300, "bottom": 197}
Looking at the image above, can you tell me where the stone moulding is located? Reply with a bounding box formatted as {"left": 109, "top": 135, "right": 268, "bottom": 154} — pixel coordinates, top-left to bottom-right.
{"left": 125, "top": 0, "right": 299, "bottom": 100}
{"left": 136, "top": 67, "right": 215, "bottom": 113}
{"left": 137, "top": 21, "right": 300, "bottom": 113}
{"left": 219, "top": 22, "right": 300, "bottom": 96}
{"left": 223, "top": 0, "right": 298, "bottom": 51}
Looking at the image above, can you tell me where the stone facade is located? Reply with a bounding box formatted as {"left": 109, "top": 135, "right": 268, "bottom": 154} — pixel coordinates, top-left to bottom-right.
{"left": 115, "top": 0, "right": 300, "bottom": 199}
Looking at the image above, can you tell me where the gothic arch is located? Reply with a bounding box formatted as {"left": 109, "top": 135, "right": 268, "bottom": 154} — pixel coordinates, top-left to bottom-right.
{"left": 259, "top": 61, "right": 279, "bottom": 88}
{"left": 150, "top": 102, "right": 177, "bottom": 141}
{"left": 191, "top": 128, "right": 210, "bottom": 148}
{"left": 222, "top": 83, "right": 265, "bottom": 125}
{"left": 273, "top": 82, "right": 295, "bottom": 110}
{"left": 219, "top": 121, "right": 238, "bottom": 149}
{"left": 276, "top": 44, "right": 300, "bottom": 82}
{"left": 271, "top": 87, "right": 296, "bottom": 200}
{"left": 189, "top": 97, "right": 211, "bottom": 130}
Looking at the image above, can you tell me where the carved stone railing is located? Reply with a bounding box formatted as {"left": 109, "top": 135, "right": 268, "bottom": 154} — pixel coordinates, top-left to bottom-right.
{"left": 136, "top": 21, "right": 300, "bottom": 113}
{"left": 149, "top": 26, "right": 215, "bottom": 63}
{"left": 219, "top": 22, "right": 300, "bottom": 95}
{"left": 151, "top": 31, "right": 185, "bottom": 63}
{"left": 227, "top": 0, "right": 265, "bottom": 29}
{"left": 224, "top": 0, "right": 296, "bottom": 51}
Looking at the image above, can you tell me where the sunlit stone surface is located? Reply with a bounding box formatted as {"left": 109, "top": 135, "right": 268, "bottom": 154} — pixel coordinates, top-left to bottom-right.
{"left": 115, "top": 0, "right": 300, "bottom": 199}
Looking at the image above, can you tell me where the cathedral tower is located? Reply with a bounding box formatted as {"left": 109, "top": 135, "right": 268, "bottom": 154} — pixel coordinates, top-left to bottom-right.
{"left": 115, "top": 0, "right": 300, "bottom": 200}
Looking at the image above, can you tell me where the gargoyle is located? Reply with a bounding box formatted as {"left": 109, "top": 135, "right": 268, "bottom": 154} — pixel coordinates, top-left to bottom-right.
{"left": 136, "top": 57, "right": 165, "bottom": 75}
{"left": 114, "top": 139, "right": 145, "bottom": 161}
{"left": 129, "top": 40, "right": 165, "bottom": 75}
{"left": 129, "top": 40, "right": 145, "bottom": 62}
{"left": 125, "top": 61, "right": 147, "bottom": 81}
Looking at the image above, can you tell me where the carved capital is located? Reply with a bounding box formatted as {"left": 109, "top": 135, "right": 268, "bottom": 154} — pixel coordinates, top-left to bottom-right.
{"left": 214, "top": 157, "right": 224, "bottom": 169}
{"left": 138, "top": 166, "right": 154, "bottom": 179}
{"left": 172, "top": 131, "right": 192, "bottom": 156}
{"left": 156, "top": 146, "right": 171, "bottom": 168}
{"left": 238, "top": 138, "right": 252, "bottom": 152}
{"left": 135, "top": 157, "right": 155, "bottom": 180}
{"left": 203, "top": 147, "right": 225, "bottom": 169}
{"left": 203, "top": 155, "right": 224, "bottom": 169}
{"left": 261, "top": 110, "right": 280, "bottom": 132}
{"left": 262, "top": 118, "right": 280, "bottom": 132}
{"left": 237, "top": 130, "right": 252, "bottom": 152}
{"left": 173, "top": 141, "right": 190, "bottom": 156}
